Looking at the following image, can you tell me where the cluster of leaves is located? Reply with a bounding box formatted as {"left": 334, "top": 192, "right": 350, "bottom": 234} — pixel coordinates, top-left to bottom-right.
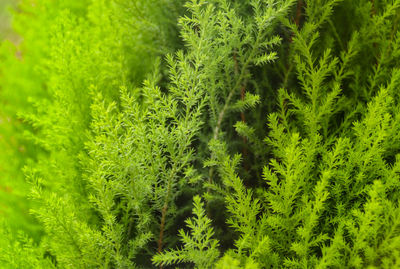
{"left": 1, "top": 0, "right": 400, "bottom": 268}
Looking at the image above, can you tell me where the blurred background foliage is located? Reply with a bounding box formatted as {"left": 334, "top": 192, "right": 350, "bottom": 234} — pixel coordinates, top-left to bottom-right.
{"left": 0, "top": 0, "right": 43, "bottom": 242}
{"left": 0, "top": 0, "right": 16, "bottom": 41}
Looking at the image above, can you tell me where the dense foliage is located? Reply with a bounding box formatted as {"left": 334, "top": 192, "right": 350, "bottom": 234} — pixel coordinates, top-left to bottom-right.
{"left": 1, "top": 0, "right": 400, "bottom": 268}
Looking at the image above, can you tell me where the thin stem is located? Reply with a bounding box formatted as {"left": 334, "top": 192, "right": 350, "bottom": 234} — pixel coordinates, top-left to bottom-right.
{"left": 157, "top": 163, "right": 178, "bottom": 268}
{"left": 157, "top": 203, "right": 168, "bottom": 253}
{"left": 284, "top": 0, "right": 303, "bottom": 88}
{"left": 157, "top": 181, "right": 171, "bottom": 269}
{"left": 208, "top": 31, "right": 263, "bottom": 184}
{"left": 295, "top": 0, "right": 303, "bottom": 27}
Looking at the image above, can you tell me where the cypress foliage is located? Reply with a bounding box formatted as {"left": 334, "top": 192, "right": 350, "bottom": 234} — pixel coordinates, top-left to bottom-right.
{"left": 1, "top": 0, "right": 400, "bottom": 268}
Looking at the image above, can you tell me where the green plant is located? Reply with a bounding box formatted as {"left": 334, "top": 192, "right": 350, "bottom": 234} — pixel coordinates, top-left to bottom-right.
{"left": 1, "top": 0, "right": 400, "bottom": 268}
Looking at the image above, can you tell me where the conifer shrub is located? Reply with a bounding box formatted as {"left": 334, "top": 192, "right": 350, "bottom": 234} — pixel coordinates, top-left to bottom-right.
{"left": 1, "top": 0, "right": 400, "bottom": 268}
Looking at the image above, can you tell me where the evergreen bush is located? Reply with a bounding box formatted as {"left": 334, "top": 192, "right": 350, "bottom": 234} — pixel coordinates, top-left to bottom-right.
{"left": 1, "top": 0, "right": 400, "bottom": 268}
